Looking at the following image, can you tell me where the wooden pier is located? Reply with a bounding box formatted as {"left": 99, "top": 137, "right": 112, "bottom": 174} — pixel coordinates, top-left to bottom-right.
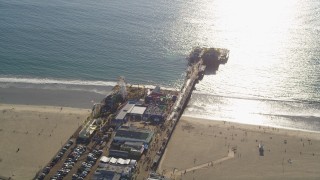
{"left": 150, "top": 48, "right": 230, "bottom": 177}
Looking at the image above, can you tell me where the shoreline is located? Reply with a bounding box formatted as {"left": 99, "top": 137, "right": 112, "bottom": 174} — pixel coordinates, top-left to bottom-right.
{"left": 0, "top": 104, "right": 90, "bottom": 180}
{"left": 0, "top": 84, "right": 319, "bottom": 179}
{"left": 0, "top": 87, "right": 106, "bottom": 109}
{"left": 182, "top": 115, "right": 320, "bottom": 136}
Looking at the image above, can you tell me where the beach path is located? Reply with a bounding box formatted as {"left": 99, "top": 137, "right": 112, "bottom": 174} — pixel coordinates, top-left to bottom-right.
{"left": 169, "top": 148, "right": 235, "bottom": 177}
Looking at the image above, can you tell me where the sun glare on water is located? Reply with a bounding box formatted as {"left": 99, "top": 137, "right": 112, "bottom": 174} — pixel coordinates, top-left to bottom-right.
{"left": 181, "top": 0, "right": 314, "bottom": 127}
{"left": 194, "top": 0, "right": 301, "bottom": 94}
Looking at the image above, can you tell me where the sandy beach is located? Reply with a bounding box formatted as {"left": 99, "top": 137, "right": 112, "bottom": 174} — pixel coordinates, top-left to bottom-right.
{"left": 158, "top": 116, "right": 320, "bottom": 180}
{"left": 0, "top": 104, "right": 90, "bottom": 180}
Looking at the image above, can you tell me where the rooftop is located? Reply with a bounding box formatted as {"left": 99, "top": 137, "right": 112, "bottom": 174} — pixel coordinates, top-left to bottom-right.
{"left": 130, "top": 106, "right": 146, "bottom": 115}
{"left": 78, "top": 119, "right": 97, "bottom": 139}
{"left": 115, "top": 128, "right": 152, "bottom": 140}
{"left": 144, "top": 104, "right": 165, "bottom": 116}
{"left": 114, "top": 127, "right": 154, "bottom": 144}
{"left": 99, "top": 156, "right": 136, "bottom": 166}
{"left": 115, "top": 103, "right": 135, "bottom": 120}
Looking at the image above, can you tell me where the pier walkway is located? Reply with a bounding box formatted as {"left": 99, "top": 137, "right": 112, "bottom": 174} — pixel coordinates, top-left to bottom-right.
{"left": 152, "top": 48, "right": 229, "bottom": 178}
{"left": 151, "top": 57, "right": 205, "bottom": 177}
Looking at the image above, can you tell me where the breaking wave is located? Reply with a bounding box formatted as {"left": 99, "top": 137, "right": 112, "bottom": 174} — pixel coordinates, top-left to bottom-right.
{"left": 0, "top": 77, "right": 117, "bottom": 87}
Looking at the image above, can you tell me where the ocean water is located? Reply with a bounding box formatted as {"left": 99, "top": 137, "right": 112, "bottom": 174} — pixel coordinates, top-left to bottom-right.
{"left": 0, "top": 0, "right": 319, "bottom": 131}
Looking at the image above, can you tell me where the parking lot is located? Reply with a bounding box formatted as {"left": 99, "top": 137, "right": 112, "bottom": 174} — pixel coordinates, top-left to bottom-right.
{"left": 34, "top": 127, "right": 113, "bottom": 180}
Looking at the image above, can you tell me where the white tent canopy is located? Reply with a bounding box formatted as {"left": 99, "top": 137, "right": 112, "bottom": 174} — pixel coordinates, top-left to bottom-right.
{"left": 100, "top": 156, "right": 110, "bottom": 163}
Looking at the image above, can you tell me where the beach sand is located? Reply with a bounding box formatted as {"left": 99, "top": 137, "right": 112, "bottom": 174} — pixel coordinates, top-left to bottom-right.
{"left": 158, "top": 116, "right": 320, "bottom": 180}
{"left": 0, "top": 104, "right": 90, "bottom": 180}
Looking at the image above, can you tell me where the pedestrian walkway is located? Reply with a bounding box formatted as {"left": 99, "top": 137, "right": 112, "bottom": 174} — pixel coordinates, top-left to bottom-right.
{"left": 166, "top": 149, "right": 235, "bottom": 178}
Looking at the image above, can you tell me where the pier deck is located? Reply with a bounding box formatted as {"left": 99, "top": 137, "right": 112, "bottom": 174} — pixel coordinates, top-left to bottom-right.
{"left": 136, "top": 47, "right": 229, "bottom": 179}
